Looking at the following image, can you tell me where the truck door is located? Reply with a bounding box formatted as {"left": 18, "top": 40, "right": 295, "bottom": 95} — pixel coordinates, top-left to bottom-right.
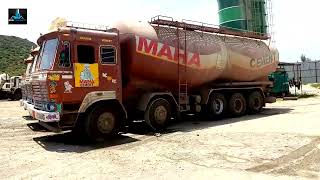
{"left": 98, "top": 45, "right": 121, "bottom": 100}
{"left": 71, "top": 42, "right": 100, "bottom": 101}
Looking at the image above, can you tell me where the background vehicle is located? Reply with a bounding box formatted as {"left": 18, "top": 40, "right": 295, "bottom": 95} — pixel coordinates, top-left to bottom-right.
{"left": 269, "top": 63, "right": 302, "bottom": 97}
{"left": 21, "top": 47, "right": 40, "bottom": 107}
{"left": 0, "top": 73, "right": 10, "bottom": 99}
{"left": 7, "top": 76, "right": 22, "bottom": 100}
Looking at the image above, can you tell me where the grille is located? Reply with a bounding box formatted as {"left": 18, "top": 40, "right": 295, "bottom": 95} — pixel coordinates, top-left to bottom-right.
{"left": 34, "top": 100, "right": 45, "bottom": 111}
{"left": 26, "top": 84, "right": 33, "bottom": 103}
{"left": 32, "top": 81, "right": 48, "bottom": 110}
{"left": 21, "top": 84, "right": 27, "bottom": 100}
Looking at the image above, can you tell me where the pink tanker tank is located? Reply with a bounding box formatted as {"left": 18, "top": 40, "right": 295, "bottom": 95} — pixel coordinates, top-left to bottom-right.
{"left": 113, "top": 20, "right": 279, "bottom": 91}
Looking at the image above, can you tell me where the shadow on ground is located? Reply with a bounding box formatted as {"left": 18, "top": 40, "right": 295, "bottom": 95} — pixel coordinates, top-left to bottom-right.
{"left": 27, "top": 122, "right": 50, "bottom": 132}
{"left": 128, "top": 107, "right": 293, "bottom": 135}
{"left": 33, "top": 107, "right": 292, "bottom": 153}
{"left": 33, "top": 132, "right": 140, "bottom": 153}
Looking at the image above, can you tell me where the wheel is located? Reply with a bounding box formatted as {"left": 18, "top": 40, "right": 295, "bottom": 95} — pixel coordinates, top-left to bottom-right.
{"left": 248, "top": 91, "right": 263, "bottom": 114}
{"left": 208, "top": 93, "right": 227, "bottom": 119}
{"left": 228, "top": 93, "right": 247, "bottom": 117}
{"left": 14, "top": 90, "right": 22, "bottom": 100}
{"left": 144, "top": 98, "right": 172, "bottom": 130}
{"left": 8, "top": 94, "right": 14, "bottom": 101}
{"left": 85, "top": 106, "right": 120, "bottom": 142}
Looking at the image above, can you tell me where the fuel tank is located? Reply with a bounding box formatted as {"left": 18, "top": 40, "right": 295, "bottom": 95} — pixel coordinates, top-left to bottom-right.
{"left": 114, "top": 21, "right": 279, "bottom": 91}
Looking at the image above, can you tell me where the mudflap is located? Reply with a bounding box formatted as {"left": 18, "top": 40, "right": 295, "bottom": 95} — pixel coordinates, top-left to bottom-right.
{"left": 265, "top": 96, "right": 277, "bottom": 103}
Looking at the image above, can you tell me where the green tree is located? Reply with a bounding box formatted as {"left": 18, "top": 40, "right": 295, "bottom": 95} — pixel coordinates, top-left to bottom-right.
{"left": 0, "top": 35, "right": 36, "bottom": 76}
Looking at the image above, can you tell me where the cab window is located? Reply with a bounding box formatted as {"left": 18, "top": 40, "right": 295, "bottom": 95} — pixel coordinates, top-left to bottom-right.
{"left": 77, "top": 45, "right": 95, "bottom": 64}
{"left": 59, "top": 41, "right": 71, "bottom": 67}
{"left": 39, "top": 38, "right": 59, "bottom": 70}
{"left": 100, "top": 46, "right": 116, "bottom": 64}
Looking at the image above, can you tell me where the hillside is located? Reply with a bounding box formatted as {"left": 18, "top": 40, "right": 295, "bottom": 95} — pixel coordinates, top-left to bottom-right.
{"left": 0, "top": 35, "right": 37, "bottom": 76}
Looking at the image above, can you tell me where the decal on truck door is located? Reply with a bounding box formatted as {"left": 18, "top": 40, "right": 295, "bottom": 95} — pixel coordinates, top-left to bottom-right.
{"left": 74, "top": 63, "right": 99, "bottom": 87}
{"left": 64, "top": 81, "right": 74, "bottom": 93}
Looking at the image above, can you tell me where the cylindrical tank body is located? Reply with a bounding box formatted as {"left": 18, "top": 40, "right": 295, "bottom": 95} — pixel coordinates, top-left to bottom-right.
{"left": 114, "top": 21, "right": 278, "bottom": 95}
{"left": 217, "top": 0, "right": 268, "bottom": 35}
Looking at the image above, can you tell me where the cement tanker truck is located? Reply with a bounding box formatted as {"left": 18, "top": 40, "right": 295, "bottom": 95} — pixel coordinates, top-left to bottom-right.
{"left": 25, "top": 13, "right": 278, "bottom": 141}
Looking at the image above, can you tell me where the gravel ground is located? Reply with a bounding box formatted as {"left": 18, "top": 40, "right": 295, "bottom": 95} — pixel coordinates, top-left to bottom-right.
{"left": 1, "top": 86, "right": 320, "bottom": 179}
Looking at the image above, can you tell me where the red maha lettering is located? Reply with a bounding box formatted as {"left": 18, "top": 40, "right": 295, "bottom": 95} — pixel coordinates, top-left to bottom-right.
{"left": 137, "top": 36, "right": 201, "bottom": 68}
{"left": 188, "top": 53, "right": 200, "bottom": 67}
{"left": 157, "top": 44, "right": 173, "bottom": 60}
{"left": 138, "top": 37, "right": 157, "bottom": 55}
{"left": 174, "top": 48, "right": 187, "bottom": 64}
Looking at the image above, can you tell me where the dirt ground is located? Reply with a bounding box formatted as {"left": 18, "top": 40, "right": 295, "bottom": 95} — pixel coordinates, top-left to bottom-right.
{"left": 1, "top": 86, "right": 320, "bottom": 179}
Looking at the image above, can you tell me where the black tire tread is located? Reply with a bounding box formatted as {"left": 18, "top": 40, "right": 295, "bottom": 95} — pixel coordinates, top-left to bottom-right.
{"left": 228, "top": 93, "right": 247, "bottom": 117}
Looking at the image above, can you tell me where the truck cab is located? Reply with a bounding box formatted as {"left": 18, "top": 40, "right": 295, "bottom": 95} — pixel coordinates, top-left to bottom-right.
{"left": 0, "top": 74, "right": 10, "bottom": 99}
{"left": 27, "top": 22, "right": 125, "bottom": 139}
{"left": 21, "top": 47, "right": 40, "bottom": 108}
{"left": 7, "top": 76, "right": 22, "bottom": 100}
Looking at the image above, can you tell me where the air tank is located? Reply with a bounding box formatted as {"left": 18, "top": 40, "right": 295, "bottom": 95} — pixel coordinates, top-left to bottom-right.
{"left": 114, "top": 21, "right": 278, "bottom": 91}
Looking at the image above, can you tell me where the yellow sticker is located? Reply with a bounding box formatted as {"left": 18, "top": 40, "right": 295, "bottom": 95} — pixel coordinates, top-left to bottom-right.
{"left": 48, "top": 74, "right": 60, "bottom": 81}
{"left": 74, "top": 63, "right": 99, "bottom": 87}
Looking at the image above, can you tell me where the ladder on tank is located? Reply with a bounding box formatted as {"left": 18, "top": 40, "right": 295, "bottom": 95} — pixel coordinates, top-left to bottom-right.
{"left": 177, "top": 22, "right": 189, "bottom": 112}
{"left": 179, "top": 80, "right": 189, "bottom": 112}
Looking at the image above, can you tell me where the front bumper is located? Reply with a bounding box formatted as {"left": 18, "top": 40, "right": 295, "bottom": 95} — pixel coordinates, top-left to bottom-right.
{"left": 25, "top": 103, "right": 60, "bottom": 122}
{"left": 20, "top": 100, "right": 25, "bottom": 107}
{"left": 20, "top": 100, "right": 29, "bottom": 110}
{"left": 21, "top": 100, "right": 33, "bottom": 114}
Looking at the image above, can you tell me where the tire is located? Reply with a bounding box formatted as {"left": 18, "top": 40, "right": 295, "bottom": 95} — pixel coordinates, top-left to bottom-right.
{"left": 248, "top": 91, "right": 263, "bottom": 114}
{"left": 144, "top": 98, "right": 172, "bottom": 130}
{"left": 208, "top": 93, "right": 227, "bottom": 119}
{"left": 14, "top": 90, "right": 22, "bottom": 100}
{"left": 8, "top": 94, "right": 14, "bottom": 101}
{"left": 85, "top": 106, "right": 120, "bottom": 142}
{"left": 228, "top": 93, "right": 247, "bottom": 117}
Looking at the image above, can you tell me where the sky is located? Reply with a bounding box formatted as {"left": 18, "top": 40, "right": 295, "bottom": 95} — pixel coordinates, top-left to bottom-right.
{"left": 0, "top": 0, "right": 319, "bottom": 62}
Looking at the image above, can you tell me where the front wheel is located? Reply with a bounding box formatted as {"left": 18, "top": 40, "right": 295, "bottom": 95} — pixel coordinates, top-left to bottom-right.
{"left": 85, "top": 106, "right": 120, "bottom": 142}
{"left": 145, "top": 98, "right": 172, "bottom": 130}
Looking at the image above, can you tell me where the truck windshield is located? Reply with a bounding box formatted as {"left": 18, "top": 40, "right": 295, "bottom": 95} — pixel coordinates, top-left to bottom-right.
{"left": 26, "top": 63, "right": 32, "bottom": 76}
{"left": 29, "top": 55, "right": 38, "bottom": 74}
{"left": 39, "top": 38, "right": 58, "bottom": 70}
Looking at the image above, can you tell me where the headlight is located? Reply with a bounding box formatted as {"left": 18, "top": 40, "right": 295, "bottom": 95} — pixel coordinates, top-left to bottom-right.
{"left": 44, "top": 103, "right": 57, "bottom": 112}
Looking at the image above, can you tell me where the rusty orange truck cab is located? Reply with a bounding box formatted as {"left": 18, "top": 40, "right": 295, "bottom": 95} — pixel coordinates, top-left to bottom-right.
{"left": 28, "top": 26, "right": 126, "bottom": 134}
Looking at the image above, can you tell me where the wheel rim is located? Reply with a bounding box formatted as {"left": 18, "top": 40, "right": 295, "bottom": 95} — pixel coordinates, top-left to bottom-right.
{"left": 234, "top": 99, "right": 243, "bottom": 113}
{"left": 154, "top": 105, "right": 168, "bottom": 124}
{"left": 213, "top": 99, "right": 224, "bottom": 114}
{"left": 97, "top": 112, "right": 115, "bottom": 134}
{"left": 253, "top": 98, "right": 261, "bottom": 109}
